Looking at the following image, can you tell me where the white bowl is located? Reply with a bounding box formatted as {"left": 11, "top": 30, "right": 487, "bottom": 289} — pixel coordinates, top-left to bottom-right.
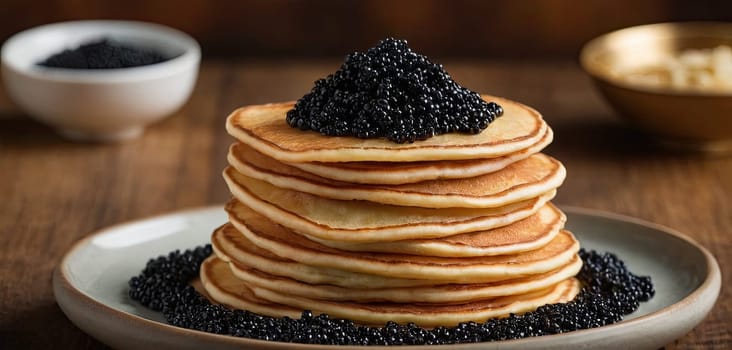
{"left": 1, "top": 20, "right": 200, "bottom": 141}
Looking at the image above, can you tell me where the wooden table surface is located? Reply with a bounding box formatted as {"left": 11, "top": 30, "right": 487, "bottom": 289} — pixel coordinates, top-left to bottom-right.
{"left": 0, "top": 60, "right": 729, "bottom": 349}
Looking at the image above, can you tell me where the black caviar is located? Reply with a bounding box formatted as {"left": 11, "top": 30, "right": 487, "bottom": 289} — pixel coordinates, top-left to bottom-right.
{"left": 38, "top": 39, "right": 168, "bottom": 69}
{"left": 286, "top": 38, "right": 503, "bottom": 143}
{"left": 129, "top": 246, "right": 654, "bottom": 345}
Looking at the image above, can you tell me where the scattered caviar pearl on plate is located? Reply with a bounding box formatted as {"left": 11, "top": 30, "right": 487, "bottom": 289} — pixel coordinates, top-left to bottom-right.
{"left": 128, "top": 246, "right": 654, "bottom": 346}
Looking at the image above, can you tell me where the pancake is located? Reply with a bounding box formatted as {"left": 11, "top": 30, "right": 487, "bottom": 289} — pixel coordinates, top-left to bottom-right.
{"left": 202, "top": 255, "right": 581, "bottom": 327}
{"left": 224, "top": 206, "right": 581, "bottom": 281}
{"left": 288, "top": 127, "right": 553, "bottom": 185}
{"left": 225, "top": 255, "right": 582, "bottom": 303}
{"left": 250, "top": 278, "right": 580, "bottom": 327}
{"left": 211, "top": 224, "right": 441, "bottom": 289}
{"left": 228, "top": 143, "right": 566, "bottom": 208}
{"left": 225, "top": 95, "right": 548, "bottom": 162}
{"left": 308, "top": 203, "right": 566, "bottom": 257}
{"left": 223, "top": 168, "right": 557, "bottom": 242}
{"left": 200, "top": 256, "right": 301, "bottom": 319}
{"left": 251, "top": 278, "right": 580, "bottom": 327}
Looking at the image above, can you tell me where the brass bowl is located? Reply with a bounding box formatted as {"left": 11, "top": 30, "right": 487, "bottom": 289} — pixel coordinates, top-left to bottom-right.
{"left": 580, "top": 22, "right": 732, "bottom": 153}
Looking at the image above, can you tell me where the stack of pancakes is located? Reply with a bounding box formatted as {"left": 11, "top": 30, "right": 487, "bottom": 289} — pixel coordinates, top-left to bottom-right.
{"left": 201, "top": 95, "right": 582, "bottom": 327}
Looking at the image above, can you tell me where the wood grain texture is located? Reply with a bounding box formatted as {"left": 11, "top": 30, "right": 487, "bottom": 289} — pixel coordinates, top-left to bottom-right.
{"left": 1, "top": 0, "right": 732, "bottom": 58}
{"left": 0, "top": 60, "right": 729, "bottom": 349}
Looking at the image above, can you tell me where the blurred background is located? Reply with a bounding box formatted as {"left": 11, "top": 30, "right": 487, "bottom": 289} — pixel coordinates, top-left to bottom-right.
{"left": 2, "top": 3, "right": 731, "bottom": 349}
{"left": 3, "top": 0, "right": 732, "bottom": 60}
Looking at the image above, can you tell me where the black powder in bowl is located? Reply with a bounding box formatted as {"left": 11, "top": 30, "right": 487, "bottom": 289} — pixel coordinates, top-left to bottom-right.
{"left": 37, "top": 39, "right": 169, "bottom": 69}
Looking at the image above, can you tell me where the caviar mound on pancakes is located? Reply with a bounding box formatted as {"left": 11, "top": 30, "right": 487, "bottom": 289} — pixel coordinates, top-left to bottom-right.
{"left": 284, "top": 38, "right": 503, "bottom": 144}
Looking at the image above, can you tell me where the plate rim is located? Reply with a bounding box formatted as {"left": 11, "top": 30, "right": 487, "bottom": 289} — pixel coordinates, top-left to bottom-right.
{"left": 53, "top": 205, "right": 722, "bottom": 349}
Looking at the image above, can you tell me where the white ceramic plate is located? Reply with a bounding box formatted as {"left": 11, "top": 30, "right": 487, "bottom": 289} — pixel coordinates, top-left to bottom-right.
{"left": 53, "top": 206, "right": 721, "bottom": 350}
